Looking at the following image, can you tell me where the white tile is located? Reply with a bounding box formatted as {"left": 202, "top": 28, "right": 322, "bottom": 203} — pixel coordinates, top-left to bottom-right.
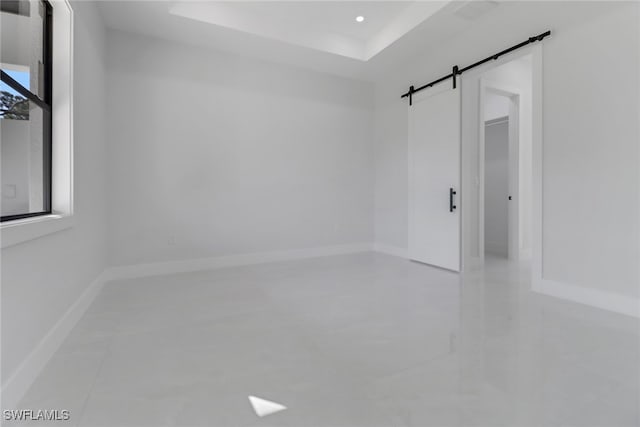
{"left": 15, "top": 253, "right": 640, "bottom": 426}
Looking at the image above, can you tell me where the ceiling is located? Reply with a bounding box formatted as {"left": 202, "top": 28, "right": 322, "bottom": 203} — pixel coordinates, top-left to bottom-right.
{"left": 165, "top": 1, "right": 451, "bottom": 61}
{"left": 98, "top": 1, "right": 504, "bottom": 80}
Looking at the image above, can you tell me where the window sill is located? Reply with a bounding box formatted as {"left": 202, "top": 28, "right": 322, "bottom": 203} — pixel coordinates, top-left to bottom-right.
{"left": 1, "top": 214, "right": 74, "bottom": 248}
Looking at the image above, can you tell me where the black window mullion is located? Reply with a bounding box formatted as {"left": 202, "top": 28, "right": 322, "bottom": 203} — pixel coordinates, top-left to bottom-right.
{"left": 0, "top": 70, "right": 50, "bottom": 111}
{"left": 42, "top": 0, "right": 53, "bottom": 213}
{"left": 1, "top": 211, "right": 50, "bottom": 222}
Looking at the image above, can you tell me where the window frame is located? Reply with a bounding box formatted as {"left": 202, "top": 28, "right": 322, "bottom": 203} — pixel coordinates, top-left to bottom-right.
{"left": 1, "top": 0, "right": 53, "bottom": 222}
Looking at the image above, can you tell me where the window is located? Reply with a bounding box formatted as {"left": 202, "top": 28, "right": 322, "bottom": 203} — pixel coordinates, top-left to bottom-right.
{"left": 1, "top": 0, "right": 52, "bottom": 221}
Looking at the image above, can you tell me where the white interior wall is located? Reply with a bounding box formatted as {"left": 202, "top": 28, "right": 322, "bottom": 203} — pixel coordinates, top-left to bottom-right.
{"left": 1, "top": 0, "right": 107, "bottom": 387}
{"left": 106, "top": 30, "right": 375, "bottom": 267}
{"left": 542, "top": 4, "right": 639, "bottom": 299}
{"left": 484, "top": 120, "right": 509, "bottom": 257}
{"left": 374, "top": 2, "right": 639, "bottom": 303}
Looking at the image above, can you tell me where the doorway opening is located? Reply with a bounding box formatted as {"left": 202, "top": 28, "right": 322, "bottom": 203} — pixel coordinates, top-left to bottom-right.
{"left": 480, "top": 56, "right": 533, "bottom": 265}
{"left": 461, "top": 47, "right": 540, "bottom": 279}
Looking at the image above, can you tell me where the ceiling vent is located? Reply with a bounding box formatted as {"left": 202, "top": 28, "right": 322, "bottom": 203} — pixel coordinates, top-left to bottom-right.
{"left": 452, "top": 1, "right": 500, "bottom": 21}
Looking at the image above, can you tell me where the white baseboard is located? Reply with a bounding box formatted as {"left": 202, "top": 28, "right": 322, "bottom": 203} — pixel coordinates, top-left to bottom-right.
{"left": 106, "top": 243, "right": 374, "bottom": 281}
{"left": 373, "top": 243, "right": 408, "bottom": 259}
{"left": 1, "top": 271, "right": 109, "bottom": 409}
{"left": 532, "top": 278, "right": 640, "bottom": 318}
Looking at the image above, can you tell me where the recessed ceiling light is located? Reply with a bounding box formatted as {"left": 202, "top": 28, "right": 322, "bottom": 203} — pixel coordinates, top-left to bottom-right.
{"left": 355, "top": 16, "right": 364, "bottom": 23}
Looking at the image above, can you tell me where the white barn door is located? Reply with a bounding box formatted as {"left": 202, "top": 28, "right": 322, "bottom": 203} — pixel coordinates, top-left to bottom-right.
{"left": 408, "top": 84, "right": 461, "bottom": 271}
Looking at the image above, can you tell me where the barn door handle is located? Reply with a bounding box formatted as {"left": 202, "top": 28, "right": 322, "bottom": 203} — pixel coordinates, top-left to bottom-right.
{"left": 449, "top": 188, "right": 457, "bottom": 212}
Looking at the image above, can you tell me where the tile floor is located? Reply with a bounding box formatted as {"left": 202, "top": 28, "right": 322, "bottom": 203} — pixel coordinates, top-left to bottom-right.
{"left": 10, "top": 253, "right": 640, "bottom": 426}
